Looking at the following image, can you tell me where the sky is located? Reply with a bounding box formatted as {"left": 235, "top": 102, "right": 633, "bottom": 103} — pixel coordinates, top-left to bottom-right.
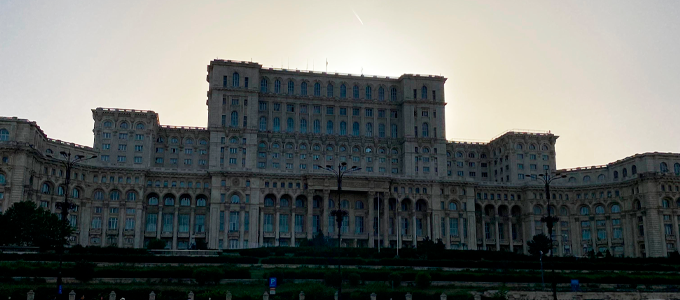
{"left": 1, "top": 0, "right": 679, "bottom": 169}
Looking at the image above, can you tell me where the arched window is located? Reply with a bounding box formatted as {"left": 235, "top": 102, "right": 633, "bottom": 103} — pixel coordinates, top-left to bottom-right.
{"left": 352, "top": 122, "right": 360, "bottom": 136}
{"left": 119, "top": 122, "right": 129, "bottom": 129}
{"left": 280, "top": 197, "right": 290, "bottom": 207}
{"left": 353, "top": 85, "right": 359, "bottom": 99}
{"left": 232, "top": 72, "right": 240, "bottom": 87}
{"left": 422, "top": 123, "right": 429, "bottom": 137}
{"left": 103, "top": 121, "right": 113, "bottom": 128}
{"left": 259, "top": 117, "right": 267, "bottom": 131}
{"left": 72, "top": 188, "right": 80, "bottom": 198}
{"left": 341, "top": 200, "right": 349, "bottom": 209}
{"left": 196, "top": 196, "right": 207, "bottom": 207}
{"left": 231, "top": 194, "right": 240, "bottom": 204}
{"left": 314, "top": 82, "right": 321, "bottom": 96}
{"left": 448, "top": 202, "right": 457, "bottom": 210}
{"left": 662, "top": 199, "right": 670, "bottom": 208}
{"left": 378, "top": 87, "right": 385, "bottom": 101}
{"left": 327, "top": 83, "right": 334, "bottom": 97}
{"left": 260, "top": 78, "right": 268, "bottom": 92}
{"left": 295, "top": 196, "right": 305, "bottom": 208}
{"left": 365, "top": 86, "right": 372, "bottom": 99}
{"left": 326, "top": 121, "right": 334, "bottom": 134}
{"left": 559, "top": 207, "right": 568, "bottom": 216}
{"left": 541, "top": 144, "right": 549, "bottom": 151}
{"left": 675, "top": 163, "right": 680, "bottom": 175}
{"left": 265, "top": 195, "right": 275, "bottom": 207}
{"left": 533, "top": 205, "right": 542, "bottom": 215}
{"left": 329, "top": 200, "right": 335, "bottom": 208}
{"left": 41, "top": 183, "right": 52, "bottom": 194}
{"left": 623, "top": 168, "right": 628, "bottom": 177}
{"left": 93, "top": 190, "right": 104, "bottom": 200}
{"left": 365, "top": 123, "right": 373, "bottom": 137}
{"left": 138, "top": 123, "right": 148, "bottom": 130}
{"left": 597, "top": 174, "right": 605, "bottom": 182}
{"left": 661, "top": 162, "right": 669, "bottom": 173}
{"left": 580, "top": 206, "right": 590, "bottom": 216}
{"left": 355, "top": 201, "right": 364, "bottom": 209}
{"left": 110, "top": 190, "right": 121, "bottom": 201}
{"left": 126, "top": 191, "right": 137, "bottom": 201}
{"left": 300, "top": 118, "right": 308, "bottom": 133}
{"left": 301, "top": 82, "right": 308, "bottom": 96}
{"left": 1, "top": 128, "right": 12, "bottom": 140}
{"left": 230, "top": 111, "right": 238, "bottom": 127}
{"left": 611, "top": 204, "right": 621, "bottom": 213}
{"left": 340, "top": 121, "right": 347, "bottom": 135}
{"left": 391, "top": 124, "right": 398, "bottom": 138}
{"left": 164, "top": 196, "right": 175, "bottom": 206}
{"left": 313, "top": 120, "right": 321, "bottom": 134}
{"left": 378, "top": 123, "right": 385, "bottom": 138}
{"left": 583, "top": 176, "right": 591, "bottom": 183}
{"left": 274, "top": 79, "right": 281, "bottom": 93}
{"left": 185, "top": 138, "right": 194, "bottom": 145}
{"left": 390, "top": 87, "right": 397, "bottom": 101}
{"left": 632, "top": 165, "right": 637, "bottom": 175}
{"left": 273, "top": 117, "right": 280, "bottom": 132}
{"left": 634, "top": 200, "right": 641, "bottom": 210}
{"left": 516, "top": 143, "right": 523, "bottom": 150}
{"left": 287, "top": 118, "right": 295, "bottom": 132}
{"left": 421, "top": 86, "right": 427, "bottom": 99}
{"left": 288, "top": 80, "right": 295, "bottom": 95}
{"left": 340, "top": 84, "right": 347, "bottom": 98}
{"left": 148, "top": 195, "right": 159, "bottom": 205}
{"left": 595, "top": 205, "right": 605, "bottom": 214}
{"left": 57, "top": 186, "right": 65, "bottom": 196}
{"left": 614, "top": 171, "right": 619, "bottom": 179}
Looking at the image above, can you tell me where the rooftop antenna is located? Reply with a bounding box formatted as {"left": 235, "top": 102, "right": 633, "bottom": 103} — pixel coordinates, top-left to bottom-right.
{"left": 361, "top": 67, "right": 363, "bottom": 75}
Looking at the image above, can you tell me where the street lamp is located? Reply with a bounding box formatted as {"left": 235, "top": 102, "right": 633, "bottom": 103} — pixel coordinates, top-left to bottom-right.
{"left": 47, "top": 151, "right": 96, "bottom": 298}
{"left": 315, "top": 162, "right": 361, "bottom": 300}
{"left": 537, "top": 170, "right": 566, "bottom": 300}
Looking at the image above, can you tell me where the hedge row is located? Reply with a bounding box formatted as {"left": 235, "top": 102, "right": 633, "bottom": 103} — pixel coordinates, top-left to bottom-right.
{"left": 0, "top": 263, "right": 251, "bottom": 279}
{"left": 263, "top": 268, "right": 680, "bottom": 285}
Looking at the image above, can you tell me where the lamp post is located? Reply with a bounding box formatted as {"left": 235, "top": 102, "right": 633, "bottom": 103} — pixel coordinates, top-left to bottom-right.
{"left": 316, "top": 162, "right": 360, "bottom": 300}
{"left": 48, "top": 151, "right": 96, "bottom": 298}
{"left": 538, "top": 170, "right": 566, "bottom": 300}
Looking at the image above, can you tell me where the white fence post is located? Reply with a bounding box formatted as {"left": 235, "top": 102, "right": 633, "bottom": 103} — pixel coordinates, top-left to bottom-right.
{"left": 263, "top": 292, "right": 269, "bottom": 300}
{"left": 109, "top": 291, "right": 116, "bottom": 300}
{"left": 226, "top": 291, "right": 232, "bottom": 300}
{"left": 371, "top": 293, "right": 377, "bottom": 300}
{"left": 149, "top": 291, "right": 156, "bottom": 300}
{"left": 27, "top": 290, "right": 35, "bottom": 300}
{"left": 69, "top": 290, "right": 76, "bottom": 300}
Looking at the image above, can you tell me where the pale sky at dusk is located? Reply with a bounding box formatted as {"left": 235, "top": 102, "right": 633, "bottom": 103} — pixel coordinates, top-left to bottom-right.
{"left": 1, "top": 0, "right": 679, "bottom": 169}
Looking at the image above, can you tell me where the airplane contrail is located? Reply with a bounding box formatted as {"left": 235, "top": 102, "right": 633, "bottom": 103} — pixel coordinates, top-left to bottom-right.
{"left": 352, "top": 9, "right": 364, "bottom": 25}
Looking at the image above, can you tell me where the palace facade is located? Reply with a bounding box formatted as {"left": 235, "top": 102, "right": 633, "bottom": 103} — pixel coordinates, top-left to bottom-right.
{"left": 1, "top": 59, "right": 679, "bottom": 257}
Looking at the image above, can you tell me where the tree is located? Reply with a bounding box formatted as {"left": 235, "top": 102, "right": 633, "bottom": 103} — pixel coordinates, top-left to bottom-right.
{"left": 527, "top": 234, "right": 551, "bottom": 257}
{"left": 0, "top": 201, "right": 72, "bottom": 249}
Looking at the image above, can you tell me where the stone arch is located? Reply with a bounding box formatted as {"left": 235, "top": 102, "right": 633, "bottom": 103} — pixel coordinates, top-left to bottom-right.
{"left": 415, "top": 199, "right": 428, "bottom": 212}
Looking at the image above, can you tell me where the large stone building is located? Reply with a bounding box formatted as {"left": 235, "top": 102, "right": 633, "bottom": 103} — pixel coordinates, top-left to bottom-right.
{"left": 0, "top": 59, "right": 679, "bottom": 257}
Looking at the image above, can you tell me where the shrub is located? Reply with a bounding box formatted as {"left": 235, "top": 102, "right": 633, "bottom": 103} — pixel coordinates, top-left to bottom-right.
{"left": 348, "top": 272, "right": 361, "bottom": 286}
{"left": 73, "top": 260, "right": 95, "bottom": 282}
{"left": 324, "top": 272, "right": 341, "bottom": 287}
{"left": 415, "top": 272, "right": 431, "bottom": 288}
{"left": 146, "top": 238, "right": 166, "bottom": 250}
{"left": 193, "top": 267, "right": 223, "bottom": 285}
{"left": 388, "top": 272, "right": 402, "bottom": 288}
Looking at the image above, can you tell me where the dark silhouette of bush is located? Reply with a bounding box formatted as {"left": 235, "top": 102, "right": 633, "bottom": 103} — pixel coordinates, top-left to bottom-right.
{"left": 348, "top": 272, "right": 361, "bottom": 286}
{"left": 415, "top": 272, "right": 432, "bottom": 288}
{"left": 193, "top": 267, "right": 223, "bottom": 285}
{"left": 388, "top": 272, "right": 402, "bottom": 288}
{"left": 73, "top": 260, "right": 95, "bottom": 282}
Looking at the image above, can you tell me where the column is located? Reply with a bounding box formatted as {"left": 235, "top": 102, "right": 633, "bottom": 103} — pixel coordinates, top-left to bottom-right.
{"left": 445, "top": 216, "right": 451, "bottom": 249}
{"left": 322, "top": 190, "right": 330, "bottom": 234}
{"left": 368, "top": 193, "right": 375, "bottom": 248}
{"left": 427, "top": 214, "right": 432, "bottom": 238}
{"left": 291, "top": 213, "right": 296, "bottom": 247}
{"left": 118, "top": 206, "right": 125, "bottom": 247}
{"left": 570, "top": 218, "right": 580, "bottom": 257}
{"left": 172, "top": 206, "right": 179, "bottom": 250}
{"left": 397, "top": 215, "right": 401, "bottom": 249}
{"left": 383, "top": 196, "right": 389, "bottom": 248}
{"left": 509, "top": 218, "right": 514, "bottom": 253}
{"left": 224, "top": 205, "right": 231, "bottom": 248}
{"left": 134, "top": 202, "right": 143, "bottom": 248}
{"left": 102, "top": 204, "right": 110, "bottom": 245}
{"left": 80, "top": 203, "right": 91, "bottom": 246}
{"left": 412, "top": 214, "right": 417, "bottom": 248}
{"left": 258, "top": 209, "right": 264, "bottom": 246}
{"left": 239, "top": 208, "right": 245, "bottom": 249}
{"left": 606, "top": 217, "right": 613, "bottom": 252}
{"left": 156, "top": 204, "right": 163, "bottom": 239}
{"left": 306, "top": 193, "right": 313, "bottom": 239}
{"left": 495, "top": 219, "right": 500, "bottom": 251}
{"left": 275, "top": 212, "right": 280, "bottom": 246}
{"left": 189, "top": 209, "right": 195, "bottom": 245}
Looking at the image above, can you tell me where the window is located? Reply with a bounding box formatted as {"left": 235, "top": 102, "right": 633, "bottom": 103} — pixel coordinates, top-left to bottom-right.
{"left": 273, "top": 117, "right": 280, "bottom": 132}
{"left": 365, "top": 86, "right": 372, "bottom": 99}
{"left": 314, "top": 82, "right": 321, "bottom": 96}
{"left": 300, "top": 118, "right": 307, "bottom": 133}
{"left": 301, "top": 82, "right": 308, "bottom": 96}
{"left": 232, "top": 72, "right": 240, "bottom": 87}
{"left": 327, "top": 83, "right": 334, "bottom": 97}
{"left": 340, "top": 84, "right": 347, "bottom": 98}
{"left": 230, "top": 111, "right": 238, "bottom": 127}
{"left": 313, "top": 119, "right": 321, "bottom": 134}
{"left": 595, "top": 205, "right": 605, "bottom": 214}
{"left": 287, "top": 118, "right": 295, "bottom": 132}
{"left": 353, "top": 85, "right": 359, "bottom": 99}
{"left": 260, "top": 78, "right": 268, "bottom": 92}
{"left": 288, "top": 80, "right": 295, "bottom": 94}
{"left": 365, "top": 123, "right": 373, "bottom": 137}
{"left": 580, "top": 206, "right": 590, "bottom": 215}
{"left": 274, "top": 80, "right": 281, "bottom": 93}
{"left": 422, "top": 123, "right": 429, "bottom": 137}
{"left": 0, "top": 129, "right": 9, "bottom": 141}
{"left": 195, "top": 215, "right": 205, "bottom": 233}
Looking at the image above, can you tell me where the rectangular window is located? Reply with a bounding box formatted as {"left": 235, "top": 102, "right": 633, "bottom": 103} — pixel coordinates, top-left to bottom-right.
{"left": 108, "top": 217, "right": 118, "bottom": 230}
{"left": 355, "top": 216, "right": 364, "bottom": 234}
{"left": 230, "top": 212, "right": 240, "bottom": 232}
{"left": 340, "top": 107, "right": 347, "bottom": 115}
{"left": 91, "top": 217, "right": 102, "bottom": 229}
{"left": 273, "top": 103, "right": 281, "bottom": 111}
{"left": 279, "top": 214, "right": 289, "bottom": 233}
{"left": 326, "top": 106, "right": 334, "bottom": 115}
{"left": 162, "top": 213, "right": 173, "bottom": 232}
{"left": 365, "top": 108, "right": 373, "bottom": 117}
{"left": 295, "top": 215, "right": 305, "bottom": 233}
{"left": 194, "top": 215, "right": 205, "bottom": 233}
{"left": 450, "top": 218, "right": 459, "bottom": 237}
{"left": 264, "top": 214, "right": 274, "bottom": 232}
{"left": 179, "top": 214, "right": 189, "bottom": 232}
